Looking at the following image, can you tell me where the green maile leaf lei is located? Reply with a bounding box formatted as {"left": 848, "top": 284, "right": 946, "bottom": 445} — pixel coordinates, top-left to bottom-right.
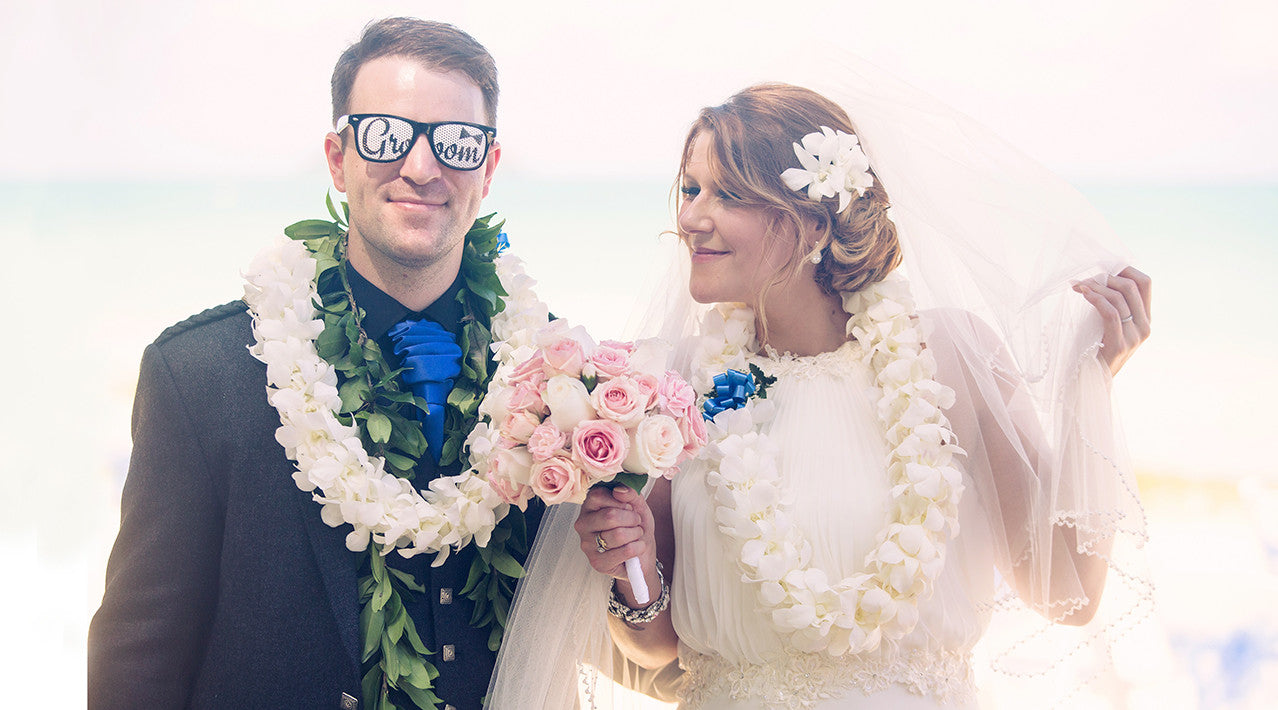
{"left": 276, "top": 195, "right": 532, "bottom": 710}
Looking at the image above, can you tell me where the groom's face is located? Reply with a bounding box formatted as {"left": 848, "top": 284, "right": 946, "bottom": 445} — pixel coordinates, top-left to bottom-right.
{"left": 325, "top": 56, "right": 501, "bottom": 275}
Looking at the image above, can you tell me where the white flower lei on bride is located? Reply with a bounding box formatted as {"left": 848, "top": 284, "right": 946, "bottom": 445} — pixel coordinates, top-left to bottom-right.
{"left": 242, "top": 236, "right": 550, "bottom": 561}
{"left": 693, "top": 274, "right": 965, "bottom": 655}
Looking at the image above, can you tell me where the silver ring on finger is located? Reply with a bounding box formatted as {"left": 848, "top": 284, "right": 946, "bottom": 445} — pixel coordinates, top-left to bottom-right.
{"left": 1120, "top": 314, "right": 1134, "bottom": 324}
{"left": 595, "top": 533, "right": 609, "bottom": 554}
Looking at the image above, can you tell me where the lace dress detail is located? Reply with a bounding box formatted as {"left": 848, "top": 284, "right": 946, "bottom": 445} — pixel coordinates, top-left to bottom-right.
{"left": 755, "top": 340, "right": 860, "bottom": 381}
{"left": 677, "top": 644, "right": 976, "bottom": 710}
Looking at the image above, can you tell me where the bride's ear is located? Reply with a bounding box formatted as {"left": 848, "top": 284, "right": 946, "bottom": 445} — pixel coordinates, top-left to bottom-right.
{"left": 798, "top": 216, "right": 827, "bottom": 255}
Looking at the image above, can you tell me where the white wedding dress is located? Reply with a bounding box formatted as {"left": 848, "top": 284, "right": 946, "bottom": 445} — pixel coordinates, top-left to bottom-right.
{"left": 666, "top": 304, "right": 1145, "bottom": 710}
{"left": 671, "top": 339, "right": 985, "bottom": 709}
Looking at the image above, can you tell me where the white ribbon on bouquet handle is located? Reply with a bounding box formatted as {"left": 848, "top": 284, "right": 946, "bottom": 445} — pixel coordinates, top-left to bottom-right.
{"left": 624, "top": 556, "right": 649, "bottom": 605}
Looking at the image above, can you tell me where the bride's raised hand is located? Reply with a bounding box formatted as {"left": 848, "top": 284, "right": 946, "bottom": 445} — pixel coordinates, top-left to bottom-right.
{"left": 1073, "top": 266, "right": 1152, "bottom": 376}
{"left": 574, "top": 485, "right": 657, "bottom": 587}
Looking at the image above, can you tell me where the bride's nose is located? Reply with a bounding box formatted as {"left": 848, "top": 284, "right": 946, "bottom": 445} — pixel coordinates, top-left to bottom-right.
{"left": 678, "top": 197, "right": 712, "bottom": 236}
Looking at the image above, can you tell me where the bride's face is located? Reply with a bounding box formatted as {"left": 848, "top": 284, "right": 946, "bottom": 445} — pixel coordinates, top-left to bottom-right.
{"left": 679, "top": 135, "right": 798, "bottom": 305}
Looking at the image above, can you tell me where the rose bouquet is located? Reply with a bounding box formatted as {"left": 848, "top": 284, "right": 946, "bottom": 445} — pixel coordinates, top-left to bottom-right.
{"left": 468, "top": 320, "right": 707, "bottom": 601}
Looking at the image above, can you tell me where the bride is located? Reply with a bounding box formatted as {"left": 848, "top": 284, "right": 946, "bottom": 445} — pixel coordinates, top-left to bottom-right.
{"left": 488, "top": 78, "right": 1151, "bottom": 709}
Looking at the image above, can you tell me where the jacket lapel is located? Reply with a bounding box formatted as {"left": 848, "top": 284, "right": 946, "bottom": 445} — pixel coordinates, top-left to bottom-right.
{"left": 300, "top": 493, "right": 362, "bottom": 668}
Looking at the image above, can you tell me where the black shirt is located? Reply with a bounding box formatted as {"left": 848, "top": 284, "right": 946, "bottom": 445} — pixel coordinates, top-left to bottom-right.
{"left": 347, "top": 264, "right": 465, "bottom": 480}
{"left": 345, "top": 264, "right": 495, "bottom": 710}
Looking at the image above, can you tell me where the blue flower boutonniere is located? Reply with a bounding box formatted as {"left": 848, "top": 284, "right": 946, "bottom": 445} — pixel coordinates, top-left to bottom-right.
{"left": 701, "top": 363, "right": 776, "bottom": 420}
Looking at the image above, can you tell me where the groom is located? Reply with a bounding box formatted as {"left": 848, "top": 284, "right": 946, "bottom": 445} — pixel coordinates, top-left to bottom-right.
{"left": 89, "top": 18, "right": 539, "bottom": 710}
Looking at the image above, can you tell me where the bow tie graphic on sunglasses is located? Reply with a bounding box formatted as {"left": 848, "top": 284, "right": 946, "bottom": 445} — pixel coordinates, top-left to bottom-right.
{"left": 336, "top": 113, "right": 496, "bottom": 170}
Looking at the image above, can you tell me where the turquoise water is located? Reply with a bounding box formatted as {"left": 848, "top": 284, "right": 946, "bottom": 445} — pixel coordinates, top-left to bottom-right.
{"left": 4, "top": 177, "right": 1275, "bottom": 484}
{"left": 6, "top": 176, "right": 1275, "bottom": 473}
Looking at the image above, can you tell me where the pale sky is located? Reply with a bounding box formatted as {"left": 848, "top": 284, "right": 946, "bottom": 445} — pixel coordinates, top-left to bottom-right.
{"left": 3, "top": 0, "right": 1276, "bottom": 183}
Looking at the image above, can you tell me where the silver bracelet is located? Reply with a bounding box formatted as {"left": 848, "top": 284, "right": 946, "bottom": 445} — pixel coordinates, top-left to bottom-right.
{"left": 607, "top": 560, "right": 669, "bottom": 625}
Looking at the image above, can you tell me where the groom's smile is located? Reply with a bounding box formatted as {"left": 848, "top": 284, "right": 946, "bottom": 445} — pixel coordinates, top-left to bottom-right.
{"left": 324, "top": 55, "right": 501, "bottom": 296}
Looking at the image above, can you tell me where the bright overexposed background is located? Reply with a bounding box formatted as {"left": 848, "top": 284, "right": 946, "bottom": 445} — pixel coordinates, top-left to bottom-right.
{"left": 3, "top": 1, "right": 1276, "bottom": 707}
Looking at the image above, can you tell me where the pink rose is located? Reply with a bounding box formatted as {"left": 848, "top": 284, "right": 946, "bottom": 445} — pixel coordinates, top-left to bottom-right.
{"left": 499, "top": 410, "right": 541, "bottom": 444}
{"left": 599, "top": 339, "right": 635, "bottom": 353}
{"left": 571, "top": 419, "right": 629, "bottom": 482}
{"left": 526, "top": 422, "right": 568, "bottom": 461}
{"left": 622, "top": 414, "right": 684, "bottom": 475}
{"left": 529, "top": 455, "right": 587, "bottom": 505}
{"left": 543, "top": 337, "right": 585, "bottom": 378}
{"left": 487, "top": 471, "right": 534, "bottom": 511}
{"left": 676, "top": 408, "right": 708, "bottom": 464}
{"left": 589, "top": 342, "right": 632, "bottom": 380}
{"left": 498, "top": 436, "right": 521, "bottom": 450}
{"left": 632, "top": 373, "right": 661, "bottom": 410}
{"left": 507, "top": 382, "right": 548, "bottom": 417}
{"left": 508, "top": 352, "right": 548, "bottom": 389}
{"left": 589, "top": 376, "right": 647, "bottom": 428}
{"left": 657, "top": 371, "right": 696, "bottom": 417}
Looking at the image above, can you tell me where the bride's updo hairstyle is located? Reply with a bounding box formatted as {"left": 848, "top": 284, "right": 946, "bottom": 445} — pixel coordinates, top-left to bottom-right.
{"left": 676, "top": 83, "right": 901, "bottom": 298}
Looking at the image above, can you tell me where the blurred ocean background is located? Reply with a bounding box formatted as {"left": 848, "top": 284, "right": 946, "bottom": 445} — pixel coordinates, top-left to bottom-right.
{"left": 4, "top": 0, "right": 1277, "bottom": 707}
{"left": 4, "top": 176, "right": 1276, "bottom": 708}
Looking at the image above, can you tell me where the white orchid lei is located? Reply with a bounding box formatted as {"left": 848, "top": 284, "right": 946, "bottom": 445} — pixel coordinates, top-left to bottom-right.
{"left": 244, "top": 238, "right": 546, "bottom": 560}
{"left": 693, "top": 275, "right": 965, "bottom": 655}
{"left": 780, "top": 126, "right": 875, "bottom": 214}
{"left": 242, "top": 205, "right": 551, "bottom": 710}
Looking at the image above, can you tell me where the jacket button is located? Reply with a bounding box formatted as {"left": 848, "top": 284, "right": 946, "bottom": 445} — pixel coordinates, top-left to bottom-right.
{"left": 441, "top": 644, "right": 456, "bottom": 662}
{"left": 339, "top": 692, "right": 359, "bottom": 710}
{"left": 439, "top": 587, "right": 453, "bottom": 605}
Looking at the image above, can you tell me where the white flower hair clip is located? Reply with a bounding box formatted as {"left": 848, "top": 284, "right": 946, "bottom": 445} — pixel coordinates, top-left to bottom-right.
{"left": 780, "top": 126, "right": 874, "bottom": 214}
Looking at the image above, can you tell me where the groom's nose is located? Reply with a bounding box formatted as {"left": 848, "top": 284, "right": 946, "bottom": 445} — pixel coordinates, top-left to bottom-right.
{"left": 399, "top": 135, "right": 445, "bottom": 185}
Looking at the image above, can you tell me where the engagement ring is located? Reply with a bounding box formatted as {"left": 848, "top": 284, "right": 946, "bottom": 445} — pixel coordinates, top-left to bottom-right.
{"left": 595, "top": 534, "right": 609, "bottom": 553}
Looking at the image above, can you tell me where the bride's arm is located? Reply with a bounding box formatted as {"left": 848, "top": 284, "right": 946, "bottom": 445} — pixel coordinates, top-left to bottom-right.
{"left": 931, "top": 269, "right": 1149, "bottom": 625}
{"left": 574, "top": 479, "right": 679, "bottom": 668}
{"left": 949, "top": 338, "right": 1110, "bottom": 625}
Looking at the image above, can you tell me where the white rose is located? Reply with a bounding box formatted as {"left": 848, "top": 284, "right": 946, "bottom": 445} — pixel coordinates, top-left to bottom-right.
{"left": 628, "top": 337, "right": 671, "bottom": 378}
{"left": 621, "top": 414, "right": 684, "bottom": 474}
{"left": 491, "top": 446, "right": 534, "bottom": 486}
{"left": 543, "top": 375, "right": 596, "bottom": 431}
{"left": 478, "top": 383, "right": 515, "bottom": 428}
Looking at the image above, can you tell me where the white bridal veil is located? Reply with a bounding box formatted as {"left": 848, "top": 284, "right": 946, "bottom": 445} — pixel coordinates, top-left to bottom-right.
{"left": 487, "top": 54, "right": 1151, "bottom": 709}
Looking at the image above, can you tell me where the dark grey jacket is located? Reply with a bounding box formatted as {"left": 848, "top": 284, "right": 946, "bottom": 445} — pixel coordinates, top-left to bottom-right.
{"left": 88, "top": 302, "right": 500, "bottom": 710}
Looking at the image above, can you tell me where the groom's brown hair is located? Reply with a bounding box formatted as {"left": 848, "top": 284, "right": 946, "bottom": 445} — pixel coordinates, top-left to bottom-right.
{"left": 330, "top": 17, "right": 499, "bottom": 127}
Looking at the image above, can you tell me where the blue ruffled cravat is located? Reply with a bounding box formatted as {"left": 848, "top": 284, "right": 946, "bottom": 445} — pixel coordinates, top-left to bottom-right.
{"left": 388, "top": 318, "right": 464, "bottom": 463}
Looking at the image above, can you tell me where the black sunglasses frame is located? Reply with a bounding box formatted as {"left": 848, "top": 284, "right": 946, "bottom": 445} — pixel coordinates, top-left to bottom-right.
{"left": 336, "top": 113, "right": 497, "bottom": 170}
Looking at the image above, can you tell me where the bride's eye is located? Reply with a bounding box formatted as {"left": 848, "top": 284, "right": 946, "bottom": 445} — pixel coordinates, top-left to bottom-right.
{"left": 680, "top": 185, "right": 700, "bottom": 199}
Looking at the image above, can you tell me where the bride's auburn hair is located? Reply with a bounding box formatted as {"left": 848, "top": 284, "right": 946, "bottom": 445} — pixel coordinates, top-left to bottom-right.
{"left": 677, "top": 83, "right": 901, "bottom": 298}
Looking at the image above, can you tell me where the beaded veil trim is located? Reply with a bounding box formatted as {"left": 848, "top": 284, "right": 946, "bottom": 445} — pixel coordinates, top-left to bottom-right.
{"left": 677, "top": 644, "right": 976, "bottom": 710}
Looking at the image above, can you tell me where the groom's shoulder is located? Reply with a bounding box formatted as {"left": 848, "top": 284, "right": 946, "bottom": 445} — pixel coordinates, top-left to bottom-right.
{"left": 151, "top": 300, "right": 253, "bottom": 360}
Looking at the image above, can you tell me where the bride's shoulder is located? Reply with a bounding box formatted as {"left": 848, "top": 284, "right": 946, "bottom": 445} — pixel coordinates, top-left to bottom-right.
{"left": 918, "top": 307, "right": 1020, "bottom": 381}
{"left": 919, "top": 307, "right": 1005, "bottom": 351}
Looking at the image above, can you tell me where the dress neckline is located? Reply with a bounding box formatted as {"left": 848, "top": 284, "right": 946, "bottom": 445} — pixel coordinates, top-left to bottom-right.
{"left": 752, "top": 339, "right": 860, "bottom": 379}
